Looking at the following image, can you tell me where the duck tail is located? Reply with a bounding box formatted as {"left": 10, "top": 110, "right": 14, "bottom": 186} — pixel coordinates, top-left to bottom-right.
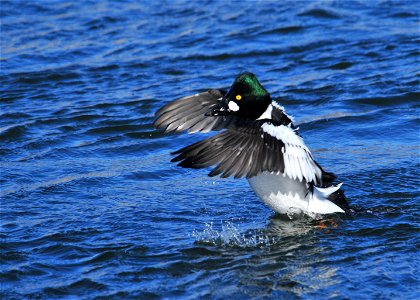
{"left": 315, "top": 182, "right": 342, "bottom": 198}
{"left": 307, "top": 183, "right": 346, "bottom": 214}
{"left": 327, "top": 184, "right": 351, "bottom": 213}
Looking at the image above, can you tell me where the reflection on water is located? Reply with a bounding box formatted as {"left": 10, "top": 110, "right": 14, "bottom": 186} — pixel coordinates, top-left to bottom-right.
{"left": 192, "top": 215, "right": 342, "bottom": 298}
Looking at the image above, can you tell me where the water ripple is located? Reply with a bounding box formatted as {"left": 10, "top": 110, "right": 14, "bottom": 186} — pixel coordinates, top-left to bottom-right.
{"left": 1, "top": 1, "right": 419, "bottom": 299}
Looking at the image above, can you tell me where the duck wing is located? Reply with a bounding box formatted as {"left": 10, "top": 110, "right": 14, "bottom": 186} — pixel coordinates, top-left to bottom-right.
{"left": 154, "top": 90, "right": 239, "bottom": 133}
{"left": 171, "top": 120, "right": 323, "bottom": 183}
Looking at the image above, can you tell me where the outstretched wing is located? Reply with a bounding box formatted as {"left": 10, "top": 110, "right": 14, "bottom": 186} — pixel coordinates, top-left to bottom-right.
{"left": 172, "top": 121, "right": 323, "bottom": 183}
{"left": 260, "top": 123, "right": 323, "bottom": 183}
{"left": 154, "top": 90, "right": 238, "bottom": 133}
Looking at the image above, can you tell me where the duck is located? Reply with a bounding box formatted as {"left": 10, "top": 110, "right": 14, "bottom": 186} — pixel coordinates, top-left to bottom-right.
{"left": 153, "top": 72, "right": 349, "bottom": 216}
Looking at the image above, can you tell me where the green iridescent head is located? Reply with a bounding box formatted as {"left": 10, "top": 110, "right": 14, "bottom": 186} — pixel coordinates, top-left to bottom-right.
{"left": 231, "top": 72, "right": 269, "bottom": 97}
{"left": 207, "top": 72, "right": 272, "bottom": 119}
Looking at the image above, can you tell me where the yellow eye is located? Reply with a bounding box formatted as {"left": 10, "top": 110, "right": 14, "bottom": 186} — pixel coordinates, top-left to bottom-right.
{"left": 236, "top": 95, "right": 242, "bottom": 100}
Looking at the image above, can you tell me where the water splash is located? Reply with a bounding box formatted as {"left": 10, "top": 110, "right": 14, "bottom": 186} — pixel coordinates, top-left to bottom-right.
{"left": 192, "top": 221, "right": 281, "bottom": 248}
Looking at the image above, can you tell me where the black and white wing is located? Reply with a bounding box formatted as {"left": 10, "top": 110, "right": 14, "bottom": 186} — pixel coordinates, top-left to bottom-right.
{"left": 154, "top": 90, "right": 238, "bottom": 133}
{"left": 172, "top": 121, "right": 323, "bottom": 183}
{"left": 260, "top": 122, "right": 323, "bottom": 183}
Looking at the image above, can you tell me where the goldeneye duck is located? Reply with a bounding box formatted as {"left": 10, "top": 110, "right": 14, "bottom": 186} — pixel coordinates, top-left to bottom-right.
{"left": 154, "top": 72, "right": 349, "bottom": 216}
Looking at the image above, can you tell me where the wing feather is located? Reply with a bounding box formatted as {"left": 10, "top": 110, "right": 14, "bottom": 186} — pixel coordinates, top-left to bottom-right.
{"left": 261, "top": 123, "right": 323, "bottom": 183}
{"left": 169, "top": 114, "right": 323, "bottom": 182}
{"left": 171, "top": 120, "right": 321, "bottom": 181}
{"left": 154, "top": 90, "right": 240, "bottom": 133}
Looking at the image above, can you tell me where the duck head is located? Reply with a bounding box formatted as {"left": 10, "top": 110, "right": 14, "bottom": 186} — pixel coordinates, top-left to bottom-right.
{"left": 206, "top": 72, "right": 272, "bottom": 119}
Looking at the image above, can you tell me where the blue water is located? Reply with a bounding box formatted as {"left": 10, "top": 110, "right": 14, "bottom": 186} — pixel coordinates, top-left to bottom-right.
{"left": 1, "top": 1, "right": 419, "bottom": 299}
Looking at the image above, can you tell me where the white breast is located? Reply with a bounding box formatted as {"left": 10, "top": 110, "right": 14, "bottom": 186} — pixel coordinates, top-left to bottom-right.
{"left": 248, "top": 172, "right": 309, "bottom": 215}
{"left": 247, "top": 172, "right": 344, "bottom": 215}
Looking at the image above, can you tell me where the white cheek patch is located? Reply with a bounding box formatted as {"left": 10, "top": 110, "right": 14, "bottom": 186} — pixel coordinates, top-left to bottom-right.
{"left": 228, "top": 101, "right": 240, "bottom": 112}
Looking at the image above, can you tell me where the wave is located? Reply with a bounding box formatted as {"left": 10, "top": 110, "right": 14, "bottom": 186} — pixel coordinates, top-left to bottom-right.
{"left": 180, "top": 39, "right": 346, "bottom": 61}
{"left": 351, "top": 92, "right": 420, "bottom": 106}
{"left": 298, "top": 8, "right": 341, "bottom": 19}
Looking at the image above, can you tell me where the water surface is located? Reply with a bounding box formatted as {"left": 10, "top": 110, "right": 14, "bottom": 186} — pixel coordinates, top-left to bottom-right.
{"left": 1, "top": 1, "right": 419, "bottom": 299}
